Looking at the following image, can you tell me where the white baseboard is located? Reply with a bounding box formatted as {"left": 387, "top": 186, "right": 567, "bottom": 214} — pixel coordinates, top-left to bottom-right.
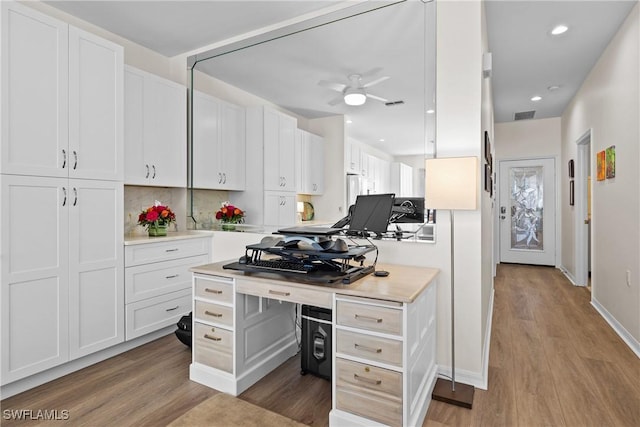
{"left": 591, "top": 298, "right": 640, "bottom": 359}
{"left": 1, "top": 326, "right": 176, "bottom": 399}
{"left": 558, "top": 265, "right": 578, "bottom": 286}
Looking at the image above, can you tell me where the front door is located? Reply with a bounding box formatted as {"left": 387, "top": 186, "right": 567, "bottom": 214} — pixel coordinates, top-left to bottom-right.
{"left": 499, "top": 158, "right": 556, "bottom": 266}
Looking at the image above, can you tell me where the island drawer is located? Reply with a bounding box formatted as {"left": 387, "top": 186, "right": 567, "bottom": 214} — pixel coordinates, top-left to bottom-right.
{"left": 336, "top": 329, "right": 402, "bottom": 366}
{"left": 336, "top": 298, "right": 402, "bottom": 335}
{"left": 235, "top": 279, "right": 332, "bottom": 309}
{"left": 194, "top": 276, "right": 234, "bottom": 304}
{"left": 194, "top": 323, "right": 233, "bottom": 373}
{"left": 195, "top": 300, "right": 233, "bottom": 327}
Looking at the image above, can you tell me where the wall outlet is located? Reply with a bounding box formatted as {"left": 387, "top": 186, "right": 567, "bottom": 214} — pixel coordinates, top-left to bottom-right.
{"left": 626, "top": 270, "right": 631, "bottom": 287}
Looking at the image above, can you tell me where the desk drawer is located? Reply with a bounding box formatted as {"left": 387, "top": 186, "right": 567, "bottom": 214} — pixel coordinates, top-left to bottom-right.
{"left": 194, "top": 276, "right": 234, "bottom": 304}
{"left": 337, "top": 299, "right": 402, "bottom": 335}
{"left": 235, "top": 279, "right": 332, "bottom": 309}
{"left": 194, "top": 322, "right": 233, "bottom": 373}
{"left": 195, "top": 300, "right": 233, "bottom": 327}
{"left": 335, "top": 358, "right": 402, "bottom": 426}
{"left": 336, "top": 329, "right": 402, "bottom": 367}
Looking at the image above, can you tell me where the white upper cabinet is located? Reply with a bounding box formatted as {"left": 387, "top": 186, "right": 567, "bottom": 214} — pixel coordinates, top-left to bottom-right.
{"left": 0, "top": 2, "right": 123, "bottom": 180}
{"left": 345, "top": 139, "right": 361, "bottom": 175}
{"left": 124, "top": 66, "right": 186, "bottom": 187}
{"left": 263, "top": 108, "right": 296, "bottom": 192}
{"left": 390, "top": 162, "right": 414, "bottom": 197}
{"left": 192, "top": 91, "right": 245, "bottom": 190}
{"left": 297, "top": 129, "right": 324, "bottom": 195}
{"left": 69, "top": 27, "right": 123, "bottom": 181}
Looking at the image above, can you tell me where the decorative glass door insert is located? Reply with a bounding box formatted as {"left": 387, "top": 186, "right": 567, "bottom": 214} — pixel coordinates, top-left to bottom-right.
{"left": 509, "top": 166, "right": 544, "bottom": 251}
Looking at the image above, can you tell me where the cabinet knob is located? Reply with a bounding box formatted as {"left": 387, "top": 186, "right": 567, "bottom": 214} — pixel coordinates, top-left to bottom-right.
{"left": 151, "top": 165, "right": 156, "bottom": 179}
{"left": 145, "top": 164, "right": 150, "bottom": 179}
{"left": 62, "top": 149, "right": 67, "bottom": 169}
{"left": 72, "top": 151, "right": 78, "bottom": 170}
{"left": 62, "top": 187, "right": 67, "bottom": 206}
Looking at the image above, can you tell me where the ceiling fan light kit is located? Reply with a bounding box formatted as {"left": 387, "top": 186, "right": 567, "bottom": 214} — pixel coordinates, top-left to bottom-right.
{"left": 344, "top": 87, "right": 367, "bottom": 106}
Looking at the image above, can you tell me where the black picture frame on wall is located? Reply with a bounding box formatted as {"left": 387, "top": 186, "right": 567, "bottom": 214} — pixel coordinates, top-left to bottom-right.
{"left": 484, "top": 131, "right": 491, "bottom": 163}
{"left": 568, "top": 159, "right": 575, "bottom": 178}
{"left": 484, "top": 164, "right": 491, "bottom": 193}
{"left": 569, "top": 180, "right": 575, "bottom": 206}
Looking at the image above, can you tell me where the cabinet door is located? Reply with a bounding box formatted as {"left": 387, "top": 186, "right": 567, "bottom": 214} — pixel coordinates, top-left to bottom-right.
{"left": 123, "top": 67, "right": 148, "bottom": 185}
{"left": 345, "top": 139, "right": 361, "bottom": 175}
{"left": 263, "top": 109, "right": 281, "bottom": 191}
{"left": 278, "top": 113, "right": 297, "bottom": 192}
{"left": 145, "top": 77, "right": 186, "bottom": 187}
{"left": 263, "top": 191, "right": 296, "bottom": 227}
{"left": 219, "top": 101, "right": 246, "bottom": 190}
{"left": 1, "top": 175, "right": 70, "bottom": 384}
{"left": 68, "top": 27, "right": 123, "bottom": 181}
{"left": 68, "top": 179, "right": 124, "bottom": 359}
{"left": 1, "top": 2, "right": 69, "bottom": 178}
{"left": 303, "top": 133, "right": 324, "bottom": 195}
{"left": 192, "top": 91, "right": 221, "bottom": 189}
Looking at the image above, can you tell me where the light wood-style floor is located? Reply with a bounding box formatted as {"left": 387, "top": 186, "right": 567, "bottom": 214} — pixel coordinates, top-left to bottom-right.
{"left": 2, "top": 264, "right": 638, "bottom": 426}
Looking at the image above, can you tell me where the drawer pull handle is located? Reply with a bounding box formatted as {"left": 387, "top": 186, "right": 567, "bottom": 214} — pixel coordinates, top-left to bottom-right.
{"left": 165, "top": 248, "right": 179, "bottom": 252}
{"left": 268, "top": 290, "right": 290, "bottom": 296}
{"left": 205, "top": 310, "right": 223, "bottom": 318}
{"left": 353, "top": 374, "right": 381, "bottom": 385}
{"left": 165, "top": 274, "right": 179, "bottom": 279}
{"left": 204, "top": 334, "right": 221, "bottom": 342}
{"left": 205, "top": 288, "right": 223, "bottom": 294}
{"left": 354, "top": 314, "right": 383, "bottom": 323}
{"left": 354, "top": 343, "right": 382, "bottom": 353}
{"left": 165, "top": 306, "right": 179, "bottom": 312}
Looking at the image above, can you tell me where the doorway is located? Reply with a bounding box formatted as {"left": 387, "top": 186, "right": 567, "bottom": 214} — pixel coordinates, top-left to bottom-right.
{"left": 575, "top": 130, "right": 592, "bottom": 287}
{"left": 499, "top": 158, "right": 556, "bottom": 266}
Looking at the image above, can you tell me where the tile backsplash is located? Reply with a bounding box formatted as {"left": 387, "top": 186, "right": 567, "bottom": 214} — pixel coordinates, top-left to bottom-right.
{"left": 124, "top": 185, "right": 229, "bottom": 235}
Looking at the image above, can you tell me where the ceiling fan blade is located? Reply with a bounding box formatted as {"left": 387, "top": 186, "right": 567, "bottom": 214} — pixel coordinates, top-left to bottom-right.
{"left": 328, "top": 95, "right": 344, "bottom": 106}
{"left": 366, "top": 93, "right": 389, "bottom": 103}
{"left": 318, "top": 80, "right": 346, "bottom": 93}
{"left": 359, "top": 67, "right": 383, "bottom": 79}
{"left": 362, "top": 76, "right": 390, "bottom": 88}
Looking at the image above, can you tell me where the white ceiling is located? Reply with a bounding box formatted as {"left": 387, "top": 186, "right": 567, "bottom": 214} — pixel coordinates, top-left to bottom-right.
{"left": 44, "top": 0, "right": 637, "bottom": 153}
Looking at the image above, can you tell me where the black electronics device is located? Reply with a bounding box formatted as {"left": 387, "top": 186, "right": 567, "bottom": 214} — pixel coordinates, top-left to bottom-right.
{"left": 347, "top": 193, "right": 395, "bottom": 238}
{"left": 391, "top": 197, "right": 426, "bottom": 223}
{"left": 301, "top": 305, "right": 332, "bottom": 380}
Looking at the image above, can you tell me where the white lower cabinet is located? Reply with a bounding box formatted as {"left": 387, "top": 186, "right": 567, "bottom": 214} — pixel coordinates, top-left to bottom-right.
{"left": 124, "top": 236, "right": 211, "bottom": 340}
{"left": 0, "top": 175, "right": 123, "bottom": 384}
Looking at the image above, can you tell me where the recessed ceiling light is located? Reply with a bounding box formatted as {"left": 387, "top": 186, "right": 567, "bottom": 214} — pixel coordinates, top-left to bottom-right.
{"left": 547, "top": 85, "right": 561, "bottom": 92}
{"left": 531, "top": 95, "right": 542, "bottom": 102}
{"left": 345, "top": 119, "right": 353, "bottom": 124}
{"left": 426, "top": 109, "right": 435, "bottom": 114}
{"left": 551, "top": 24, "right": 569, "bottom": 35}
{"left": 379, "top": 139, "right": 385, "bottom": 142}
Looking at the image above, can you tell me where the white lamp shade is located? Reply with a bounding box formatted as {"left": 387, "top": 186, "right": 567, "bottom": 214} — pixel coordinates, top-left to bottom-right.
{"left": 344, "top": 88, "right": 367, "bottom": 106}
{"left": 425, "top": 157, "right": 478, "bottom": 210}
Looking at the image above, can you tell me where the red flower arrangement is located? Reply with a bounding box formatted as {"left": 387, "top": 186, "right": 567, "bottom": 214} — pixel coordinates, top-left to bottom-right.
{"left": 215, "top": 202, "right": 244, "bottom": 224}
{"left": 138, "top": 202, "right": 176, "bottom": 228}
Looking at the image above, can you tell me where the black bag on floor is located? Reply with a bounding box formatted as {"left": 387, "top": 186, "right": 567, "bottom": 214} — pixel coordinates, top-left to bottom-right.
{"left": 175, "top": 312, "right": 192, "bottom": 348}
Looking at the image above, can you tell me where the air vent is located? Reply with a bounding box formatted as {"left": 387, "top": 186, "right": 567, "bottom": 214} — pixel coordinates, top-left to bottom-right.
{"left": 514, "top": 110, "right": 535, "bottom": 120}
{"left": 385, "top": 100, "right": 404, "bottom": 106}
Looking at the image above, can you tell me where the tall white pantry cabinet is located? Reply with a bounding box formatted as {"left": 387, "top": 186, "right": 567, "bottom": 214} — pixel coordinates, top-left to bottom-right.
{"left": 0, "top": 2, "right": 124, "bottom": 384}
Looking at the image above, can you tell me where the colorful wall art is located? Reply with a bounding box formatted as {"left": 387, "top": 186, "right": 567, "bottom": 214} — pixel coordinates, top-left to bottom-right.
{"left": 596, "top": 150, "right": 606, "bottom": 181}
{"left": 605, "top": 145, "right": 616, "bottom": 179}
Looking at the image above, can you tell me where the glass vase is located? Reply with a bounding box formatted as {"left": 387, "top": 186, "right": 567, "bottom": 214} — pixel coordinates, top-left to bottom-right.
{"left": 148, "top": 223, "right": 168, "bottom": 237}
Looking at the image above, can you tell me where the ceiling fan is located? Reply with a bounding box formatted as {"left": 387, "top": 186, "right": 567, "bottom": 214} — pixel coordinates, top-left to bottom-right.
{"left": 319, "top": 72, "right": 390, "bottom": 106}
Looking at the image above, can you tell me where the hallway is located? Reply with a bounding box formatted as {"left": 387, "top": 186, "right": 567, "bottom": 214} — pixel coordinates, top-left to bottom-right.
{"left": 426, "top": 263, "right": 640, "bottom": 426}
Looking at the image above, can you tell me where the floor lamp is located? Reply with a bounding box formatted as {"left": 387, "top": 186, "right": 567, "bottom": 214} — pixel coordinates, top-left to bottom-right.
{"left": 426, "top": 156, "right": 477, "bottom": 409}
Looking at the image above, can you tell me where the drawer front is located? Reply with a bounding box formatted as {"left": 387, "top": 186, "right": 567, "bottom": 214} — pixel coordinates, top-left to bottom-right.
{"left": 125, "top": 289, "right": 191, "bottom": 340}
{"left": 336, "top": 329, "right": 402, "bottom": 367}
{"left": 194, "top": 276, "right": 233, "bottom": 304}
{"left": 335, "top": 357, "right": 402, "bottom": 398}
{"left": 125, "top": 237, "right": 209, "bottom": 266}
{"left": 126, "top": 254, "right": 208, "bottom": 303}
{"left": 194, "top": 322, "right": 233, "bottom": 373}
{"left": 336, "top": 386, "right": 402, "bottom": 427}
{"left": 195, "top": 300, "right": 233, "bottom": 327}
{"left": 337, "top": 300, "right": 402, "bottom": 335}
{"left": 235, "top": 278, "right": 332, "bottom": 309}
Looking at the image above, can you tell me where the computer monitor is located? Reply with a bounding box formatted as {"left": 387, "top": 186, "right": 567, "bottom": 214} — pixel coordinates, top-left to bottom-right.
{"left": 348, "top": 193, "right": 395, "bottom": 237}
{"left": 391, "top": 197, "right": 426, "bottom": 223}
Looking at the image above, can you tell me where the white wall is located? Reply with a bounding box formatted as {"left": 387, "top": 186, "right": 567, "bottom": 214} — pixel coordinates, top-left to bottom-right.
{"left": 435, "top": 0, "right": 487, "bottom": 386}
{"left": 561, "top": 4, "right": 639, "bottom": 351}
{"left": 495, "top": 117, "right": 562, "bottom": 160}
